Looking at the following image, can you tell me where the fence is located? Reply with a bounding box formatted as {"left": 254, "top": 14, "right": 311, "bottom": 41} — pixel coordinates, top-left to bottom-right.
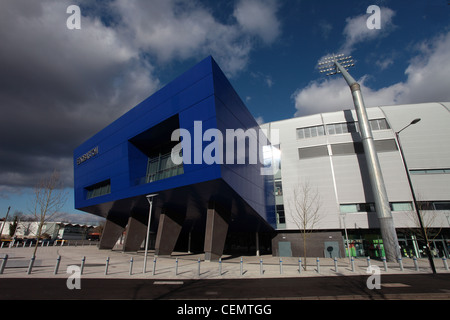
{"left": 1, "top": 250, "right": 450, "bottom": 277}
{"left": 0, "top": 239, "right": 98, "bottom": 248}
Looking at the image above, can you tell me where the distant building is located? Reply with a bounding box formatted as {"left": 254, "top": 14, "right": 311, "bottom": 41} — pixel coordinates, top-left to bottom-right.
{"left": 0, "top": 221, "right": 97, "bottom": 240}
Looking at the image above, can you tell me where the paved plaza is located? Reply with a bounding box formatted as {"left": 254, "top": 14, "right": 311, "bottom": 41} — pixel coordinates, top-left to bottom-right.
{"left": 1, "top": 244, "right": 448, "bottom": 279}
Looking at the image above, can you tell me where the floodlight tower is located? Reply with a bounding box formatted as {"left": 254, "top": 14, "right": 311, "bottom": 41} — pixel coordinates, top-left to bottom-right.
{"left": 318, "top": 54, "right": 401, "bottom": 262}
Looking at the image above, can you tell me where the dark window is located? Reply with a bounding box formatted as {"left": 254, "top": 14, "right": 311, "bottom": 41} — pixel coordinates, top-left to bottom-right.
{"left": 433, "top": 202, "right": 450, "bottom": 210}
{"left": 331, "top": 142, "right": 364, "bottom": 155}
{"left": 86, "top": 179, "right": 111, "bottom": 199}
{"left": 276, "top": 205, "right": 285, "bottom": 224}
{"left": 374, "top": 139, "right": 398, "bottom": 152}
{"left": 298, "top": 145, "right": 329, "bottom": 159}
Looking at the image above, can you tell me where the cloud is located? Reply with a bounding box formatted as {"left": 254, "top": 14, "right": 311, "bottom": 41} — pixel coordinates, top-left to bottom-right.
{"left": 375, "top": 57, "right": 394, "bottom": 70}
{"left": 293, "top": 29, "right": 450, "bottom": 117}
{"left": 0, "top": 0, "right": 159, "bottom": 188}
{"left": 0, "top": 0, "right": 282, "bottom": 189}
{"left": 251, "top": 71, "right": 274, "bottom": 88}
{"left": 317, "top": 20, "right": 333, "bottom": 39}
{"left": 254, "top": 116, "right": 265, "bottom": 125}
{"left": 341, "top": 6, "right": 396, "bottom": 54}
{"left": 115, "top": 0, "right": 281, "bottom": 77}
{"left": 233, "top": 0, "right": 281, "bottom": 44}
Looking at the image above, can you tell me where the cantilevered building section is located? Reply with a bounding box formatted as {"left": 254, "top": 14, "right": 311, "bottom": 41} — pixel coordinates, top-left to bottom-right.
{"left": 74, "top": 56, "right": 276, "bottom": 260}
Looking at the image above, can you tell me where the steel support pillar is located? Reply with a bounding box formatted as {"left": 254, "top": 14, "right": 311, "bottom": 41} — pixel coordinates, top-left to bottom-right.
{"left": 204, "top": 202, "right": 229, "bottom": 261}
{"left": 99, "top": 216, "right": 126, "bottom": 250}
{"left": 123, "top": 215, "right": 147, "bottom": 252}
{"left": 154, "top": 208, "right": 185, "bottom": 256}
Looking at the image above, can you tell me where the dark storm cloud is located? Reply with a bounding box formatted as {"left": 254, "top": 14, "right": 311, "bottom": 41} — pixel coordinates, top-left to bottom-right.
{"left": 0, "top": 0, "right": 159, "bottom": 187}
{"left": 0, "top": 0, "right": 281, "bottom": 189}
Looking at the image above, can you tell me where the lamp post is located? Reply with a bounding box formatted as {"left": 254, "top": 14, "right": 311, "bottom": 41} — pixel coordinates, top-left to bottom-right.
{"left": 143, "top": 194, "right": 158, "bottom": 273}
{"left": 318, "top": 54, "right": 401, "bottom": 262}
{"left": 394, "top": 118, "right": 436, "bottom": 274}
{"left": 340, "top": 212, "right": 351, "bottom": 265}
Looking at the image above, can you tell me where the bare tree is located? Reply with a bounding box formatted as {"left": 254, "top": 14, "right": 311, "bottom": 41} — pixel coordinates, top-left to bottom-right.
{"left": 29, "top": 170, "right": 68, "bottom": 256}
{"left": 406, "top": 198, "right": 443, "bottom": 257}
{"left": 286, "top": 180, "right": 322, "bottom": 270}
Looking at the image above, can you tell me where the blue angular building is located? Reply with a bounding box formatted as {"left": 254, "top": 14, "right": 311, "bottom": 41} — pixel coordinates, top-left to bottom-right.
{"left": 74, "top": 56, "right": 276, "bottom": 260}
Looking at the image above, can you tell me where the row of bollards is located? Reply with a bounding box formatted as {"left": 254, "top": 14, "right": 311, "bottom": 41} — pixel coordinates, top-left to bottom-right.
{"left": 1, "top": 254, "right": 449, "bottom": 276}
{"left": 0, "top": 240, "right": 95, "bottom": 249}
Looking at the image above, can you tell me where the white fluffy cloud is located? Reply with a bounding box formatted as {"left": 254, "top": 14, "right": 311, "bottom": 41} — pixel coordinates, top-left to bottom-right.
{"left": 233, "top": 0, "right": 280, "bottom": 44}
{"left": 293, "top": 13, "right": 450, "bottom": 117}
{"left": 114, "top": 0, "right": 280, "bottom": 77}
{"left": 341, "top": 6, "right": 396, "bottom": 54}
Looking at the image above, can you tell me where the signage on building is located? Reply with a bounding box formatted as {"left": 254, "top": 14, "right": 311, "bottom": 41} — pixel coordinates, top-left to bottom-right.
{"left": 76, "top": 146, "right": 98, "bottom": 165}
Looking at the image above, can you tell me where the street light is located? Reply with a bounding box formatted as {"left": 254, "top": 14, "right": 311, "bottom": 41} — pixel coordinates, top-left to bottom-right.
{"left": 318, "top": 54, "right": 401, "bottom": 262}
{"left": 394, "top": 118, "right": 437, "bottom": 274}
{"left": 143, "top": 194, "right": 158, "bottom": 273}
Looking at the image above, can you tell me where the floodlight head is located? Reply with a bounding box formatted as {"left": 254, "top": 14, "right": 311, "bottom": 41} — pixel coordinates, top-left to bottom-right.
{"left": 411, "top": 118, "right": 421, "bottom": 125}
{"left": 318, "top": 54, "right": 355, "bottom": 76}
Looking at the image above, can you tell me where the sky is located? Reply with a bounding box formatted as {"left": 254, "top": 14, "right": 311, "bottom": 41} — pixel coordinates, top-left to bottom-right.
{"left": 0, "top": 0, "right": 449, "bottom": 221}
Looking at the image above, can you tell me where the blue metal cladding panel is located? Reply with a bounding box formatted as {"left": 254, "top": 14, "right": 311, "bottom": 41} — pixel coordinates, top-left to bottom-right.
{"left": 74, "top": 56, "right": 275, "bottom": 230}
{"left": 211, "top": 59, "right": 276, "bottom": 228}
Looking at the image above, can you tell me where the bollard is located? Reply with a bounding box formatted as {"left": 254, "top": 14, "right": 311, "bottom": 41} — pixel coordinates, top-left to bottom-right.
{"left": 54, "top": 255, "right": 61, "bottom": 275}
{"left": 316, "top": 257, "right": 320, "bottom": 273}
{"left": 80, "top": 256, "right": 86, "bottom": 275}
{"left": 104, "top": 257, "right": 110, "bottom": 275}
{"left": 27, "top": 254, "right": 35, "bottom": 275}
{"left": 334, "top": 257, "right": 338, "bottom": 272}
{"left": 298, "top": 258, "right": 302, "bottom": 274}
{"left": 219, "top": 258, "right": 222, "bottom": 276}
{"left": 0, "top": 254, "right": 8, "bottom": 274}
{"left": 413, "top": 256, "right": 419, "bottom": 271}
{"left": 197, "top": 258, "right": 201, "bottom": 276}
{"left": 382, "top": 256, "right": 388, "bottom": 271}
{"left": 129, "top": 257, "right": 134, "bottom": 275}
{"left": 367, "top": 256, "right": 371, "bottom": 268}
{"left": 175, "top": 258, "right": 178, "bottom": 276}
{"left": 240, "top": 257, "right": 243, "bottom": 276}
{"left": 398, "top": 257, "right": 404, "bottom": 271}
{"left": 443, "top": 257, "right": 449, "bottom": 271}
{"left": 279, "top": 258, "right": 283, "bottom": 274}
{"left": 260, "top": 258, "right": 263, "bottom": 275}
{"left": 152, "top": 257, "right": 157, "bottom": 275}
{"left": 351, "top": 256, "right": 355, "bottom": 272}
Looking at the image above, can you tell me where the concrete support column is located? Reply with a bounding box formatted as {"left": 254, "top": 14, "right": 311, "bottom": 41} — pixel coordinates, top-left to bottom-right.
{"left": 154, "top": 208, "right": 185, "bottom": 256}
{"left": 204, "top": 202, "right": 229, "bottom": 261}
{"left": 123, "top": 216, "right": 147, "bottom": 252}
{"left": 99, "top": 217, "right": 126, "bottom": 250}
